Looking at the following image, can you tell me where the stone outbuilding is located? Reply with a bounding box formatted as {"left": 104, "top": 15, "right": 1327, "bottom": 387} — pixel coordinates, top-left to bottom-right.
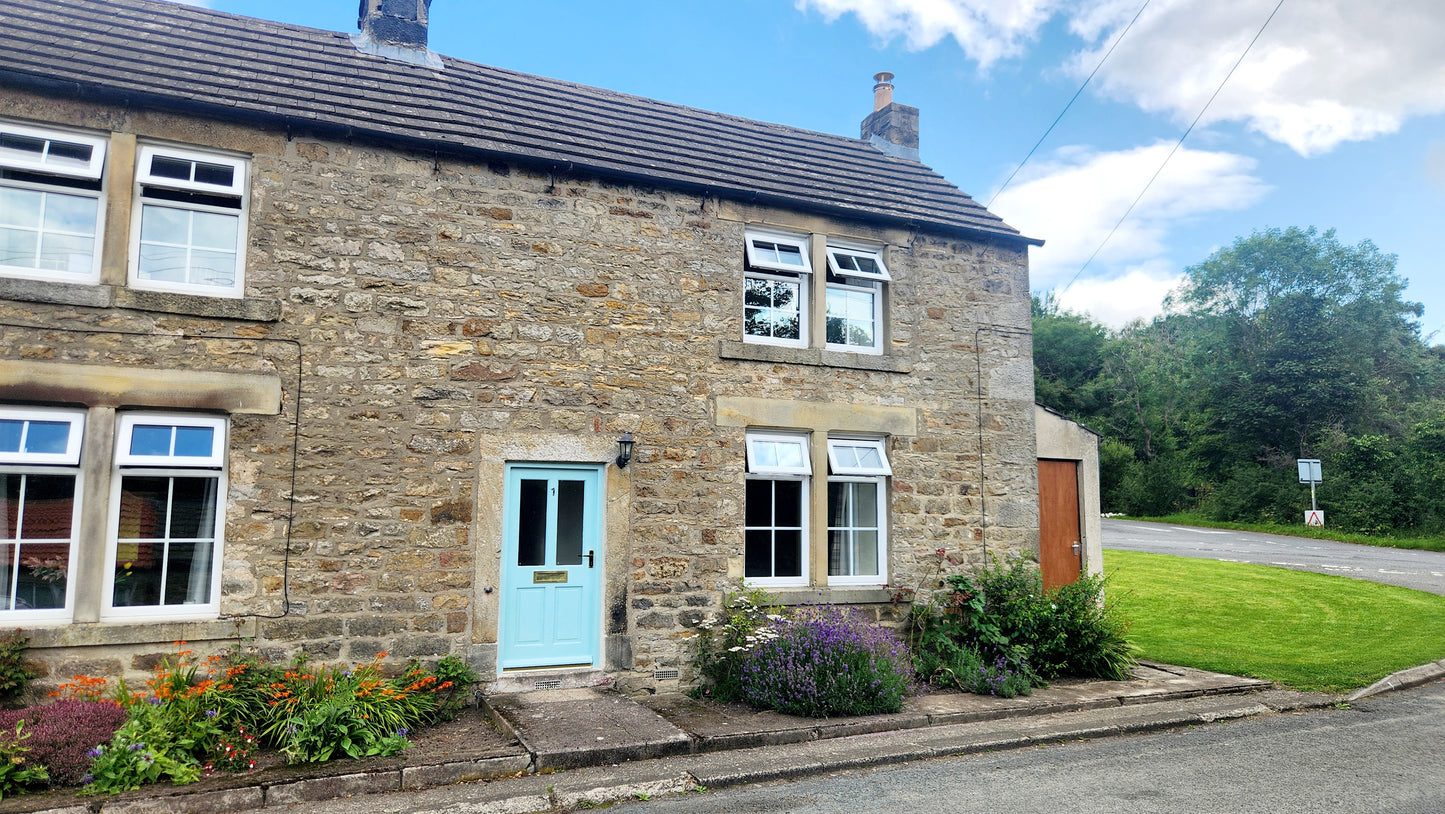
{"left": 0, "top": 0, "right": 1041, "bottom": 691}
{"left": 1034, "top": 405, "right": 1103, "bottom": 590}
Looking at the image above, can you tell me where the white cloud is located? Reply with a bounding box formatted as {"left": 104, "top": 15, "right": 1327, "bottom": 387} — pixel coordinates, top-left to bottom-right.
{"left": 1069, "top": 0, "right": 1445, "bottom": 156}
{"left": 1053, "top": 263, "right": 1185, "bottom": 328}
{"left": 801, "top": 0, "right": 1445, "bottom": 155}
{"left": 795, "top": 0, "right": 1065, "bottom": 69}
{"left": 990, "top": 142, "right": 1268, "bottom": 289}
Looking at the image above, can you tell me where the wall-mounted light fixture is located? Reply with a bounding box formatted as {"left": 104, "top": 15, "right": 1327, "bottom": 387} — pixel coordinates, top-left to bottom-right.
{"left": 616, "top": 432, "right": 635, "bottom": 469}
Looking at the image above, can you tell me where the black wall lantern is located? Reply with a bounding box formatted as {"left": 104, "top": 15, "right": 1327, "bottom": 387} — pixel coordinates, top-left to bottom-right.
{"left": 616, "top": 433, "right": 635, "bottom": 469}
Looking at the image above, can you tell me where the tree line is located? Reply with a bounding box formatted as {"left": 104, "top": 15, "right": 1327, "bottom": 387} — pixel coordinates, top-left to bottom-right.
{"left": 1034, "top": 226, "right": 1445, "bottom": 535}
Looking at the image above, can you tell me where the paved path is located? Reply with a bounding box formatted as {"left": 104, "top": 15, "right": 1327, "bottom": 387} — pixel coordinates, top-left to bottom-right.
{"left": 596, "top": 681, "right": 1445, "bottom": 814}
{"left": 1103, "top": 518, "right": 1445, "bottom": 596}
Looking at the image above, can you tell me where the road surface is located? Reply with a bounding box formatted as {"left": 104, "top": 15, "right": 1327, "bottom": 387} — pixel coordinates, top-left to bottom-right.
{"left": 603, "top": 681, "right": 1445, "bottom": 814}
{"left": 1103, "top": 518, "right": 1445, "bottom": 596}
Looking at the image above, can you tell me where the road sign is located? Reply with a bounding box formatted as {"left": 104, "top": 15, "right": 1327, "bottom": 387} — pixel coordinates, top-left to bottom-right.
{"left": 1297, "top": 459, "right": 1322, "bottom": 484}
{"left": 1305, "top": 510, "right": 1325, "bottom": 527}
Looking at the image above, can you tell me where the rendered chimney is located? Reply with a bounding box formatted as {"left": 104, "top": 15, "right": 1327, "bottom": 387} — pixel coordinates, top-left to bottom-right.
{"left": 358, "top": 0, "right": 431, "bottom": 50}
{"left": 861, "top": 71, "right": 920, "bottom": 161}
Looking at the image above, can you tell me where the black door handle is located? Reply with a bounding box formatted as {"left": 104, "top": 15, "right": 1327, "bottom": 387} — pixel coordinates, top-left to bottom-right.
{"left": 584, "top": 550, "right": 595, "bottom": 568}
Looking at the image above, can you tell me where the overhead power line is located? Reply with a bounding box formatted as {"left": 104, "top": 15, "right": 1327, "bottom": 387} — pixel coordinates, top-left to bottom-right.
{"left": 1060, "top": 0, "right": 1289, "bottom": 295}
{"left": 985, "top": 0, "right": 1153, "bottom": 209}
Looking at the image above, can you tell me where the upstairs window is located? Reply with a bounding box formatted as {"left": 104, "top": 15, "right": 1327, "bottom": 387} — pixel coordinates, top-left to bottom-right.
{"left": 106, "top": 413, "right": 226, "bottom": 620}
{"left": 0, "top": 121, "right": 107, "bottom": 284}
{"left": 131, "top": 145, "right": 248, "bottom": 298}
{"left": 825, "top": 243, "right": 888, "bottom": 354}
{"left": 0, "top": 406, "right": 85, "bottom": 620}
{"left": 743, "top": 229, "right": 811, "bottom": 348}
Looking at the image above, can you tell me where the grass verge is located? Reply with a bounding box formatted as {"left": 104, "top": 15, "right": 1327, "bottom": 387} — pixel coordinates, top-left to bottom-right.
{"left": 1105, "top": 549, "right": 1445, "bottom": 692}
{"left": 1122, "top": 512, "right": 1445, "bottom": 553}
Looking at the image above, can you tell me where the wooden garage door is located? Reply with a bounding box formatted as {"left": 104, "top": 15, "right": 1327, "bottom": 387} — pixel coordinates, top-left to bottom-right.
{"left": 1038, "top": 459, "right": 1081, "bottom": 591}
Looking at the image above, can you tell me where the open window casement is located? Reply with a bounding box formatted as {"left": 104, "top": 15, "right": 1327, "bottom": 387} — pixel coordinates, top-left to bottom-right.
{"left": 745, "top": 432, "right": 812, "bottom": 476}
{"left": 826, "top": 438, "right": 891, "bottom": 476}
{"left": 745, "top": 229, "right": 812, "bottom": 274}
{"left": 825, "top": 245, "right": 890, "bottom": 281}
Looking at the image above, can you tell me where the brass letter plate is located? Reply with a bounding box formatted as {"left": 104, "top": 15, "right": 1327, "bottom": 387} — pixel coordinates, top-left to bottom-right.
{"left": 533, "top": 570, "right": 568, "bottom": 584}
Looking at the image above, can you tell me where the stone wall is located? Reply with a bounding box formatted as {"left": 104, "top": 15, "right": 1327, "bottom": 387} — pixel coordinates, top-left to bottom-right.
{"left": 0, "top": 91, "right": 1036, "bottom": 692}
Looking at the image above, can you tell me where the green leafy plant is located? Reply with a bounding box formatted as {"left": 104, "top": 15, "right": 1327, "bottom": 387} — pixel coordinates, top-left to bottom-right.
{"left": 81, "top": 703, "right": 202, "bottom": 795}
{"left": 0, "top": 634, "right": 36, "bottom": 708}
{"left": 910, "top": 555, "right": 1135, "bottom": 695}
{"left": 0, "top": 721, "right": 48, "bottom": 799}
{"left": 692, "top": 587, "right": 785, "bottom": 703}
{"left": 423, "top": 655, "right": 479, "bottom": 722}
{"left": 262, "top": 655, "right": 435, "bottom": 763}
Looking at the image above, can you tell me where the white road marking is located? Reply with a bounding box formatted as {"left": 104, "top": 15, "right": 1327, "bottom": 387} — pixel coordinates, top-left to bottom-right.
{"left": 1172, "top": 527, "right": 1229, "bottom": 534}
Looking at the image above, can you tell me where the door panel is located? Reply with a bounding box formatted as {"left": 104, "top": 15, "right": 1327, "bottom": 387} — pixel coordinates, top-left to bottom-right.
{"left": 1038, "top": 459, "right": 1082, "bottom": 591}
{"left": 500, "top": 465, "right": 602, "bottom": 670}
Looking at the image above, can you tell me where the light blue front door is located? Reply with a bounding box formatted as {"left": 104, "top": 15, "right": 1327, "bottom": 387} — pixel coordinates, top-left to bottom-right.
{"left": 499, "top": 464, "right": 603, "bottom": 670}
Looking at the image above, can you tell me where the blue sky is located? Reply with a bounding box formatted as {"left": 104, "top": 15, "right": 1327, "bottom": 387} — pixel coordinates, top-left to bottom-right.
{"left": 189, "top": 0, "right": 1445, "bottom": 341}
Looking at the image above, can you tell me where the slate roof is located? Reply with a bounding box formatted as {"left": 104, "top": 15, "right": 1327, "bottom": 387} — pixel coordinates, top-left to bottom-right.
{"left": 0, "top": 0, "right": 1036, "bottom": 245}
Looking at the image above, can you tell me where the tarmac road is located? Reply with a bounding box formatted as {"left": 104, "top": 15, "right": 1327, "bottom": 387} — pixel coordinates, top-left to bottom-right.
{"left": 1103, "top": 518, "right": 1445, "bottom": 596}
{"left": 601, "top": 681, "right": 1445, "bottom": 814}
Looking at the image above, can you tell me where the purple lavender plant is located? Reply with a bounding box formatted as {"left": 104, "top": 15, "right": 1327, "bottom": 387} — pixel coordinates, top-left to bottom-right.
{"left": 738, "top": 608, "right": 911, "bottom": 718}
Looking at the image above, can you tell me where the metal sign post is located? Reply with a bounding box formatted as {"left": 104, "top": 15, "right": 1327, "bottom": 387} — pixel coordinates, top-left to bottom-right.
{"left": 1297, "top": 459, "right": 1323, "bottom": 526}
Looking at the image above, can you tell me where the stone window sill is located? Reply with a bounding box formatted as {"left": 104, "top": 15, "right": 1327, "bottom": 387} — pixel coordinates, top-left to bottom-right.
{"left": 719, "top": 340, "right": 911, "bottom": 373}
{"left": 770, "top": 587, "right": 897, "bottom": 607}
{"left": 19, "top": 617, "right": 258, "bottom": 649}
{"left": 0, "top": 277, "right": 281, "bottom": 322}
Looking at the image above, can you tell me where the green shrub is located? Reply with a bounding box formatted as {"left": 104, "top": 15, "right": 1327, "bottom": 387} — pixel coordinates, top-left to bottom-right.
{"left": 424, "top": 655, "right": 479, "bottom": 722}
{"left": 692, "top": 587, "right": 784, "bottom": 703}
{"left": 0, "top": 634, "right": 35, "bottom": 708}
{"left": 0, "top": 721, "right": 48, "bottom": 799}
{"left": 81, "top": 703, "right": 202, "bottom": 795}
{"left": 261, "top": 656, "right": 435, "bottom": 763}
{"left": 910, "top": 556, "right": 1136, "bottom": 693}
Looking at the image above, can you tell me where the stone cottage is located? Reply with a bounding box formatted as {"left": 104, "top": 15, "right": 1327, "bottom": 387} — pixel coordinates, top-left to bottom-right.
{"left": 0, "top": 0, "right": 1041, "bottom": 691}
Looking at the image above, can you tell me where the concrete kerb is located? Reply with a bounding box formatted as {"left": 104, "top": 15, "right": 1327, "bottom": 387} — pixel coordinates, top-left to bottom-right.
{"left": 1345, "top": 659, "right": 1445, "bottom": 702}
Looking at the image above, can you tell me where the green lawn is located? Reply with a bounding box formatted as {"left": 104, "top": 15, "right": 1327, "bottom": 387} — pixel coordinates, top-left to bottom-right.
{"left": 1105, "top": 549, "right": 1445, "bottom": 692}
{"left": 1125, "top": 513, "right": 1445, "bottom": 553}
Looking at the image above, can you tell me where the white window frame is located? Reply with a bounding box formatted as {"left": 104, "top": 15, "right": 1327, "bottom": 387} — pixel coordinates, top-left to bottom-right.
{"left": 0, "top": 406, "right": 85, "bottom": 622}
{"left": 129, "top": 144, "right": 249, "bottom": 299}
{"left": 114, "top": 413, "right": 227, "bottom": 468}
{"left": 824, "top": 241, "right": 889, "bottom": 355}
{"left": 743, "top": 269, "right": 810, "bottom": 348}
{"left": 744, "top": 228, "right": 812, "bottom": 275}
{"left": 826, "top": 436, "right": 890, "bottom": 586}
{"left": 825, "top": 245, "right": 890, "bottom": 281}
{"left": 824, "top": 278, "right": 884, "bottom": 354}
{"left": 0, "top": 120, "right": 107, "bottom": 285}
{"left": 743, "top": 479, "right": 810, "bottom": 589}
{"left": 744, "top": 430, "right": 811, "bottom": 587}
{"left": 826, "top": 438, "right": 893, "bottom": 477}
{"left": 103, "top": 412, "right": 227, "bottom": 621}
{"left": 826, "top": 476, "right": 887, "bottom": 586}
{"left": 745, "top": 432, "right": 813, "bottom": 476}
{"left": 0, "top": 121, "right": 107, "bottom": 180}
{"left": 0, "top": 406, "right": 86, "bottom": 466}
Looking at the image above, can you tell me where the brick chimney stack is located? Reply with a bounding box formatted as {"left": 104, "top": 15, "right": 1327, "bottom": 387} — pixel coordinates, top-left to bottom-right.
{"left": 861, "top": 71, "right": 920, "bottom": 161}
